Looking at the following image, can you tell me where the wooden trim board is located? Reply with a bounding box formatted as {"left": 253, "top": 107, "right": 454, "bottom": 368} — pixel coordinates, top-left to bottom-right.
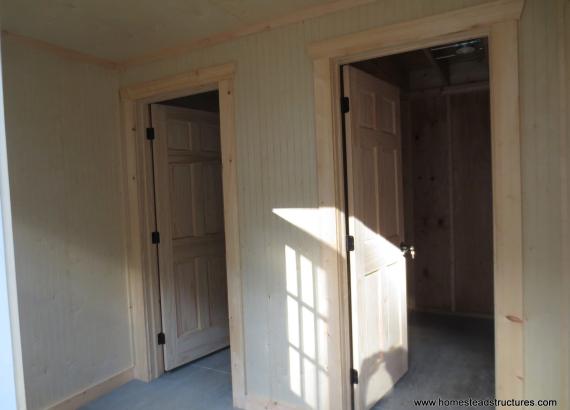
{"left": 2, "top": 0, "right": 374, "bottom": 70}
{"left": 46, "top": 367, "right": 134, "bottom": 410}
{"left": 309, "top": 0, "right": 525, "bottom": 408}
{"left": 119, "top": 63, "right": 247, "bottom": 408}
{"left": 1, "top": 30, "right": 118, "bottom": 70}
{"left": 118, "top": 0, "right": 375, "bottom": 68}
{"left": 307, "top": 0, "right": 524, "bottom": 60}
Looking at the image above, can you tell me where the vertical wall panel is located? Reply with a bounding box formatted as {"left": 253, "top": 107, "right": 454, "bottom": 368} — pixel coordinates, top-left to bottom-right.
{"left": 119, "top": 1, "right": 501, "bottom": 406}
{"left": 1, "top": 0, "right": 568, "bottom": 408}
{"left": 450, "top": 91, "right": 493, "bottom": 316}
{"left": 2, "top": 39, "right": 131, "bottom": 410}
{"left": 116, "top": 0, "right": 569, "bottom": 406}
{"left": 519, "top": 0, "right": 565, "bottom": 403}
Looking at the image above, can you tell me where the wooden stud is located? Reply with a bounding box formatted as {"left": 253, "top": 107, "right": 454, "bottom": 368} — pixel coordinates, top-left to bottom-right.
{"left": 488, "top": 20, "right": 524, "bottom": 402}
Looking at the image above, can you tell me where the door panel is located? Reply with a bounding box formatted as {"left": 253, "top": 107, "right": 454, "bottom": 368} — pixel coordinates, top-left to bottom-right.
{"left": 152, "top": 104, "right": 229, "bottom": 371}
{"left": 344, "top": 66, "right": 408, "bottom": 409}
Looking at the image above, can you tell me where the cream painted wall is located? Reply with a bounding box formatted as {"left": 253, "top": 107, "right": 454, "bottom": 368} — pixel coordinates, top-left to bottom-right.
{"left": 0, "top": 0, "right": 568, "bottom": 409}
{"left": 1, "top": 38, "right": 132, "bottom": 409}
{"left": 119, "top": 0, "right": 569, "bottom": 407}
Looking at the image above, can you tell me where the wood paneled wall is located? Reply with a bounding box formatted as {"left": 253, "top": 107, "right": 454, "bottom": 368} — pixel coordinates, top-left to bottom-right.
{"left": 117, "top": 0, "right": 570, "bottom": 406}
{"left": 1, "top": 38, "right": 132, "bottom": 410}
{"left": 405, "top": 89, "right": 493, "bottom": 317}
{"left": 0, "top": 0, "right": 568, "bottom": 408}
{"left": 519, "top": 0, "right": 568, "bottom": 404}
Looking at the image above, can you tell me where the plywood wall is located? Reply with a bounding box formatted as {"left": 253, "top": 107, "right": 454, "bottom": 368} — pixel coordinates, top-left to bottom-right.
{"left": 1, "top": 38, "right": 132, "bottom": 410}
{"left": 118, "top": 0, "right": 569, "bottom": 406}
{"left": 0, "top": 0, "right": 568, "bottom": 408}
{"left": 450, "top": 91, "right": 494, "bottom": 315}
{"left": 407, "top": 94, "right": 453, "bottom": 312}
{"left": 405, "top": 90, "right": 493, "bottom": 317}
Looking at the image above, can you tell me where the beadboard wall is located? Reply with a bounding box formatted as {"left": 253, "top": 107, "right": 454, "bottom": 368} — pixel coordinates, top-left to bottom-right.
{"left": 120, "top": 0, "right": 569, "bottom": 406}
{"left": 0, "top": 0, "right": 568, "bottom": 409}
{"left": 1, "top": 39, "right": 132, "bottom": 410}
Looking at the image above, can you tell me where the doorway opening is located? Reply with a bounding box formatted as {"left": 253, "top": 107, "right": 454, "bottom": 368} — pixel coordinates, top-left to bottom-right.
{"left": 151, "top": 90, "right": 231, "bottom": 372}
{"left": 82, "top": 88, "right": 236, "bottom": 409}
{"left": 341, "top": 38, "right": 494, "bottom": 409}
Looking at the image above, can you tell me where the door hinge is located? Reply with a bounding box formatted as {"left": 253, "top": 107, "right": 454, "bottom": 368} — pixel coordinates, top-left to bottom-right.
{"left": 146, "top": 127, "right": 155, "bottom": 141}
{"left": 151, "top": 231, "right": 160, "bottom": 244}
{"left": 157, "top": 332, "right": 166, "bottom": 345}
{"left": 341, "top": 96, "right": 350, "bottom": 114}
{"left": 346, "top": 235, "right": 355, "bottom": 252}
{"left": 350, "top": 368, "right": 359, "bottom": 384}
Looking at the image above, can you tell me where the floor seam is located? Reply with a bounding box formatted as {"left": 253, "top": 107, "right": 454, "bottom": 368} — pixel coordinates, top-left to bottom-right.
{"left": 193, "top": 364, "right": 231, "bottom": 375}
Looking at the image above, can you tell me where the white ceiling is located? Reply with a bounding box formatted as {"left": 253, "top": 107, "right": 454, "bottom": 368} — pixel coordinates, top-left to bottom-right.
{"left": 1, "top": 0, "right": 340, "bottom": 62}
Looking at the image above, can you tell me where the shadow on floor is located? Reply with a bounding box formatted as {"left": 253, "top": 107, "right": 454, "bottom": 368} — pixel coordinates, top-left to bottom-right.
{"left": 83, "top": 312, "right": 493, "bottom": 410}
{"left": 373, "top": 311, "right": 494, "bottom": 410}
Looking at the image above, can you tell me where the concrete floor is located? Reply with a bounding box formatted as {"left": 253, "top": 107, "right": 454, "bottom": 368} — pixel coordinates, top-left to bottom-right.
{"left": 82, "top": 348, "right": 232, "bottom": 410}
{"left": 82, "top": 312, "right": 493, "bottom": 410}
{"left": 373, "top": 312, "right": 494, "bottom": 410}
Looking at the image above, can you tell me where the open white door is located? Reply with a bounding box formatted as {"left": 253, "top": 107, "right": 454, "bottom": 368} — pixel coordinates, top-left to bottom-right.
{"left": 151, "top": 104, "right": 229, "bottom": 371}
{"left": 343, "top": 66, "right": 408, "bottom": 409}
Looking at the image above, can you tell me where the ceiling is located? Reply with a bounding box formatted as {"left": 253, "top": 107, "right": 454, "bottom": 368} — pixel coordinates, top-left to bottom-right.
{"left": 0, "top": 0, "right": 342, "bottom": 62}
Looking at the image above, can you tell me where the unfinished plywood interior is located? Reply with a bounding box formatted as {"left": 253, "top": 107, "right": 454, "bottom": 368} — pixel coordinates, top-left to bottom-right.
{"left": 335, "top": 37, "right": 495, "bottom": 408}
{"left": 0, "top": 0, "right": 568, "bottom": 409}
{"left": 150, "top": 101, "right": 229, "bottom": 371}
{"left": 353, "top": 38, "right": 493, "bottom": 317}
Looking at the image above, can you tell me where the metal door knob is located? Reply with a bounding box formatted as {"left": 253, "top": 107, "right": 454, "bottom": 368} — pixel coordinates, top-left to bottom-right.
{"left": 400, "top": 243, "right": 416, "bottom": 260}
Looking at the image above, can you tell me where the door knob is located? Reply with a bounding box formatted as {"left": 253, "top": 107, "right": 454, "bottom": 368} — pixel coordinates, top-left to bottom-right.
{"left": 400, "top": 243, "right": 416, "bottom": 260}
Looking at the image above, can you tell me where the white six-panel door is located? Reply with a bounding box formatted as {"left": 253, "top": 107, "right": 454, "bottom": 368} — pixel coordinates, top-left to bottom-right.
{"left": 343, "top": 66, "right": 408, "bottom": 409}
{"left": 151, "top": 104, "right": 229, "bottom": 371}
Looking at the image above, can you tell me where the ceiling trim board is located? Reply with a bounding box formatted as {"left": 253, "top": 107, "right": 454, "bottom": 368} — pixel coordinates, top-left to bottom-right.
{"left": 1, "top": 30, "right": 118, "bottom": 70}
{"left": 2, "top": 0, "right": 374, "bottom": 70}
{"left": 117, "top": 0, "right": 375, "bottom": 68}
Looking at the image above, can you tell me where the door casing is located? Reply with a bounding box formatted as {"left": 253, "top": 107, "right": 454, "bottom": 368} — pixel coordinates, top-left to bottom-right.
{"left": 309, "top": 1, "right": 525, "bottom": 408}
{"left": 119, "top": 63, "right": 247, "bottom": 409}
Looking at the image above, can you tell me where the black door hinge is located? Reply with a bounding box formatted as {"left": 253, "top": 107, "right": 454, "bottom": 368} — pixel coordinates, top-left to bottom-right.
{"left": 350, "top": 368, "right": 359, "bottom": 384}
{"left": 157, "top": 332, "right": 166, "bottom": 345}
{"left": 346, "top": 235, "right": 355, "bottom": 252}
{"left": 151, "top": 231, "right": 160, "bottom": 244}
{"left": 146, "top": 127, "right": 155, "bottom": 141}
{"left": 341, "top": 96, "right": 350, "bottom": 114}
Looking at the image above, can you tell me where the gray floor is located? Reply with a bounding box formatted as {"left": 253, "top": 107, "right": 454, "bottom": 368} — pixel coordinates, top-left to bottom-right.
{"left": 373, "top": 312, "right": 494, "bottom": 410}
{"left": 82, "top": 348, "right": 232, "bottom": 410}
{"left": 83, "top": 312, "right": 493, "bottom": 410}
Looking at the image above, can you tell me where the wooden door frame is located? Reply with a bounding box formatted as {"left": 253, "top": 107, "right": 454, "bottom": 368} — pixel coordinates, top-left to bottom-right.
{"left": 119, "top": 62, "right": 246, "bottom": 408}
{"left": 309, "top": 0, "right": 525, "bottom": 408}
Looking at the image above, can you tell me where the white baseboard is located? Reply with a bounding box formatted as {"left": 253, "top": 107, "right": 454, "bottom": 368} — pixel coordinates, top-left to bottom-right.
{"left": 46, "top": 367, "right": 134, "bottom": 410}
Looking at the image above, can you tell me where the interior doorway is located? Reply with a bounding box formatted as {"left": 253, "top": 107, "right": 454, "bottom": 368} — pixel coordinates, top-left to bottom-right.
{"left": 341, "top": 38, "right": 495, "bottom": 409}
{"left": 150, "top": 91, "right": 230, "bottom": 371}
{"left": 81, "top": 88, "right": 237, "bottom": 409}
{"left": 117, "top": 64, "right": 247, "bottom": 409}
